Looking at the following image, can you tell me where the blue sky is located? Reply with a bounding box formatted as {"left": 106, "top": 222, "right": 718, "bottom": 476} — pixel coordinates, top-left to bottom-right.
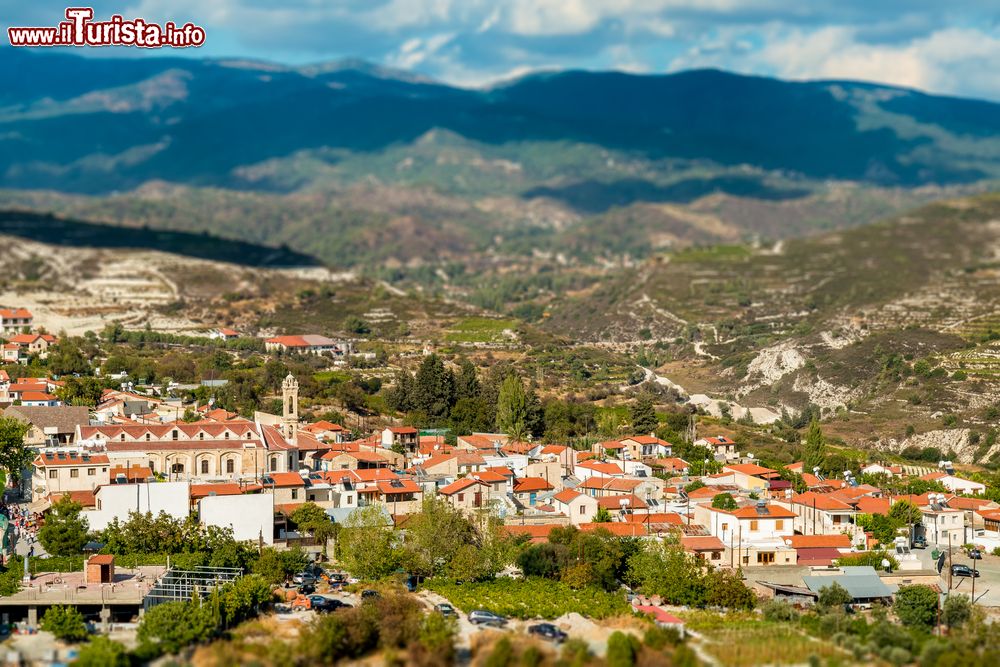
{"left": 4, "top": 1, "right": 1000, "bottom": 100}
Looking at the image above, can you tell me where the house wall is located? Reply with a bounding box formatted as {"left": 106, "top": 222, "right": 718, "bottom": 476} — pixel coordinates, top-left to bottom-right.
{"left": 84, "top": 481, "right": 190, "bottom": 531}
{"left": 199, "top": 493, "right": 275, "bottom": 544}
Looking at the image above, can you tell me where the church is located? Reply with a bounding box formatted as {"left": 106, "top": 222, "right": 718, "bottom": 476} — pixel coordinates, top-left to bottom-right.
{"left": 73, "top": 374, "right": 309, "bottom": 483}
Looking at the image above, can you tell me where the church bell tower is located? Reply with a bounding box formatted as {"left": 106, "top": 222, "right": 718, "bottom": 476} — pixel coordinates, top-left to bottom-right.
{"left": 281, "top": 373, "right": 299, "bottom": 440}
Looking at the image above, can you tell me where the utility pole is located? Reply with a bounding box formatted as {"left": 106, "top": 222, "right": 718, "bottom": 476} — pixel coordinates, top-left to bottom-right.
{"left": 947, "top": 532, "right": 953, "bottom": 592}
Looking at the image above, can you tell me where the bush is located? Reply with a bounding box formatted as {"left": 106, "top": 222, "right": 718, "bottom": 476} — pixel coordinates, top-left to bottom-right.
{"left": 817, "top": 582, "right": 852, "bottom": 609}
{"left": 606, "top": 632, "right": 641, "bottom": 667}
{"left": 894, "top": 585, "right": 938, "bottom": 628}
{"left": 424, "top": 578, "right": 629, "bottom": 620}
{"left": 761, "top": 599, "right": 798, "bottom": 622}
{"left": 41, "top": 605, "right": 88, "bottom": 642}
{"left": 136, "top": 600, "right": 217, "bottom": 658}
{"left": 942, "top": 594, "right": 971, "bottom": 629}
{"left": 643, "top": 624, "right": 681, "bottom": 650}
{"left": 74, "top": 636, "right": 129, "bottom": 666}
{"left": 485, "top": 637, "right": 514, "bottom": 667}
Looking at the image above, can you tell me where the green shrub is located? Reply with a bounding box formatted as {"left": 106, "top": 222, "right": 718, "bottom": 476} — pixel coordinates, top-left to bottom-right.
{"left": 41, "top": 605, "right": 88, "bottom": 642}
{"left": 424, "top": 578, "right": 629, "bottom": 620}
{"left": 643, "top": 624, "right": 681, "bottom": 650}
{"left": 606, "top": 632, "right": 641, "bottom": 667}
{"left": 761, "top": 599, "right": 798, "bottom": 622}
{"left": 74, "top": 636, "right": 129, "bottom": 666}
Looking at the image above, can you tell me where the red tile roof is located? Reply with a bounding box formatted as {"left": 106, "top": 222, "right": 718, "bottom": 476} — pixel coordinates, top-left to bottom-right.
{"left": 714, "top": 504, "right": 796, "bottom": 519}
{"left": 681, "top": 536, "right": 726, "bottom": 552}
{"left": 265, "top": 472, "right": 307, "bottom": 488}
{"left": 724, "top": 463, "right": 777, "bottom": 476}
{"left": 596, "top": 494, "right": 648, "bottom": 510}
{"left": 190, "top": 483, "right": 245, "bottom": 499}
{"left": 35, "top": 452, "right": 110, "bottom": 467}
{"left": 553, "top": 489, "right": 584, "bottom": 504}
{"left": 787, "top": 534, "right": 851, "bottom": 549}
{"left": 504, "top": 524, "right": 558, "bottom": 542}
{"left": 513, "top": 477, "right": 554, "bottom": 493}
{"left": 439, "top": 477, "right": 488, "bottom": 495}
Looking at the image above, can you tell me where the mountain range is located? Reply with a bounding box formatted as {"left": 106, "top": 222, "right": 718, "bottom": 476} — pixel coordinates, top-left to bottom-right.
{"left": 3, "top": 49, "right": 1000, "bottom": 194}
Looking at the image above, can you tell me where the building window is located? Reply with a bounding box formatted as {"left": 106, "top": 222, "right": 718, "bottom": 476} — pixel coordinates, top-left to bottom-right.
{"left": 224, "top": 432, "right": 230, "bottom": 440}
{"left": 199, "top": 433, "right": 204, "bottom": 440}
{"left": 48, "top": 470, "right": 58, "bottom": 479}
{"left": 291, "top": 489, "right": 298, "bottom": 500}
{"left": 346, "top": 496, "right": 353, "bottom": 504}
{"left": 711, "top": 551, "right": 721, "bottom": 560}
{"left": 200, "top": 460, "right": 209, "bottom": 474}
{"left": 70, "top": 469, "right": 79, "bottom": 478}
{"left": 749, "top": 520, "right": 759, "bottom": 531}
{"left": 270, "top": 458, "right": 278, "bottom": 472}
{"left": 458, "top": 493, "right": 465, "bottom": 502}
{"left": 171, "top": 463, "right": 184, "bottom": 474}
{"left": 757, "top": 552, "right": 775, "bottom": 564}
{"left": 226, "top": 459, "right": 235, "bottom": 474}
{"left": 87, "top": 468, "right": 95, "bottom": 476}
{"left": 148, "top": 460, "right": 155, "bottom": 472}
{"left": 172, "top": 430, "right": 179, "bottom": 441}
{"left": 580, "top": 506, "right": 585, "bottom": 514}
{"left": 775, "top": 520, "right": 784, "bottom": 531}
{"left": 145, "top": 433, "right": 150, "bottom": 441}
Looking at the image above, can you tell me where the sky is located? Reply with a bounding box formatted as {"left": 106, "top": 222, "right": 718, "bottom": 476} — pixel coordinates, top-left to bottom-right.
{"left": 4, "top": 1, "right": 1000, "bottom": 100}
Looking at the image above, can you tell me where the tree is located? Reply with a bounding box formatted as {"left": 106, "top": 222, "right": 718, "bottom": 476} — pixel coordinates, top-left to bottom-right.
{"left": 803, "top": 417, "right": 825, "bottom": 471}
{"left": 704, "top": 568, "right": 757, "bottom": 610}
{"left": 75, "top": 636, "right": 129, "bottom": 667}
{"left": 0, "top": 416, "right": 31, "bottom": 484}
{"left": 38, "top": 495, "right": 89, "bottom": 556}
{"left": 338, "top": 505, "right": 400, "bottom": 580}
{"left": 385, "top": 370, "right": 415, "bottom": 413}
{"left": 41, "top": 605, "right": 88, "bottom": 642}
{"left": 816, "top": 582, "right": 852, "bottom": 609}
{"left": 630, "top": 394, "right": 658, "bottom": 435}
{"left": 889, "top": 499, "right": 922, "bottom": 527}
{"left": 136, "top": 600, "right": 217, "bottom": 658}
{"left": 412, "top": 354, "right": 455, "bottom": 423}
{"left": 56, "top": 377, "right": 104, "bottom": 406}
{"left": 401, "top": 497, "right": 476, "bottom": 578}
{"left": 495, "top": 375, "right": 529, "bottom": 441}
{"left": 594, "top": 506, "right": 613, "bottom": 523}
{"left": 712, "top": 493, "right": 737, "bottom": 510}
{"left": 290, "top": 502, "right": 339, "bottom": 546}
{"left": 454, "top": 359, "right": 481, "bottom": 402}
{"left": 894, "top": 584, "right": 939, "bottom": 628}
{"left": 942, "top": 594, "right": 972, "bottom": 629}
{"left": 344, "top": 316, "right": 371, "bottom": 335}
{"left": 627, "top": 541, "right": 707, "bottom": 607}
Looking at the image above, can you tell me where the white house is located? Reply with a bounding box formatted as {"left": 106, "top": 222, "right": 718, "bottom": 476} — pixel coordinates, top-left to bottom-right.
{"left": 551, "top": 489, "right": 599, "bottom": 525}
{"left": 702, "top": 501, "right": 797, "bottom": 566}
{"left": 83, "top": 481, "right": 191, "bottom": 531}
{"left": 921, "top": 472, "right": 986, "bottom": 496}
{"left": 199, "top": 492, "right": 274, "bottom": 544}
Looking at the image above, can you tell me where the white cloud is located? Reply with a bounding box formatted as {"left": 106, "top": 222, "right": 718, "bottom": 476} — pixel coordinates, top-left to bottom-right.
{"left": 755, "top": 26, "right": 1000, "bottom": 97}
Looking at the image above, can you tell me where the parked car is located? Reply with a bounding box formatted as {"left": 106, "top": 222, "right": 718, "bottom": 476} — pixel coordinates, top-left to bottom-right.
{"left": 468, "top": 610, "right": 507, "bottom": 627}
{"left": 435, "top": 603, "right": 457, "bottom": 618}
{"left": 951, "top": 564, "right": 980, "bottom": 578}
{"left": 309, "top": 596, "right": 351, "bottom": 612}
{"left": 361, "top": 589, "right": 380, "bottom": 601}
{"left": 968, "top": 549, "right": 983, "bottom": 560}
{"left": 292, "top": 572, "right": 318, "bottom": 585}
{"left": 911, "top": 537, "right": 927, "bottom": 549}
{"left": 297, "top": 583, "right": 316, "bottom": 595}
{"left": 527, "top": 623, "right": 568, "bottom": 642}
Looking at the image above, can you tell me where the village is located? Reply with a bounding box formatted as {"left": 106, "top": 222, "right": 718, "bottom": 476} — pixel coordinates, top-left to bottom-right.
{"left": 0, "top": 304, "right": 997, "bottom": 665}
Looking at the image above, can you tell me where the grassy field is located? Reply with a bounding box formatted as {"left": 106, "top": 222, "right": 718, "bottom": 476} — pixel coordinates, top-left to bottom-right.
{"left": 681, "top": 612, "right": 852, "bottom": 667}
{"left": 445, "top": 317, "right": 519, "bottom": 343}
